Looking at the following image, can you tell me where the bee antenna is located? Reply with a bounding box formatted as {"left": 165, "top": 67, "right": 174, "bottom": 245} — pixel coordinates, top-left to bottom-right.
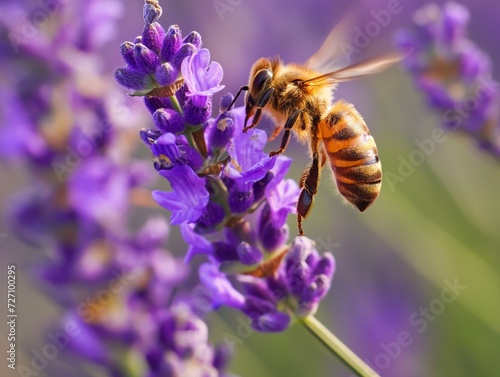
{"left": 227, "top": 85, "right": 249, "bottom": 110}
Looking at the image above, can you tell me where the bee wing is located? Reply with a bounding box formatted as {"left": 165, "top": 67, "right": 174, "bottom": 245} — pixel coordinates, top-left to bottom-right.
{"left": 304, "top": 12, "right": 357, "bottom": 73}
{"left": 302, "top": 52, "right": 404, "bottom": 87}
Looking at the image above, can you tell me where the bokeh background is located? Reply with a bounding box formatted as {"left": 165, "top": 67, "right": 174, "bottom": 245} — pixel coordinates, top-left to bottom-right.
{"left": 1, "top": 0, "right": 499, "bottom": 376}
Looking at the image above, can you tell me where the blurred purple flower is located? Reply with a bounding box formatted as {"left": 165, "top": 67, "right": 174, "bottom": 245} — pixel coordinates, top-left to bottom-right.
{"left": 1, "top": 0, "right": 233, "bottom": 375}
{"left": 68, "top": 156, "right": 131, "bottom": 228}
{"left": 396, "top": 2, "right": 500, "bottom": 157}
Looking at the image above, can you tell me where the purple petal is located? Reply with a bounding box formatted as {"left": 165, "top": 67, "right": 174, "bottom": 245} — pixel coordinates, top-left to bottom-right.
{"left": 252, "top": 312, "right": 290, "bottom": 332}
{"left": 151, "top": 132, "right": 180, "bottom": 161}
{"left": 180, "top": 223, "right": 214, "bottom": 263}
{"left": 205, "top": 62, "right": 224, "bottom": 88}
{"left": 224, "top": 129, "right": 276, "bottom": 183}
{"left": 199, "top": 263, "right": 245, "bottom": 309}
{"left": 313, "top": 252, "right": 335, "bottom": 279}
{"left": 181, "top": 48, "right": 225, "bottom": 99}
{"left": 68, "top": 157, "right": 130, "bottom": 226}
{"left": 152, "top": 165, "right": 208, "bottom": 224}
{"left": 64, "top": 314, "right": 110, "bottom": 365}
{"left": 243, "top": 296, "right": 276, "bottom": 319}
{"left": 266, "top": 178, "right": 300, "bottom": 223}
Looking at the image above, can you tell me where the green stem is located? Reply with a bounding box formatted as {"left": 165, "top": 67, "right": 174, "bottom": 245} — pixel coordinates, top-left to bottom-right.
{"left": 169, "top": 95, "right": 198, "bottom": 152}
{"left": 169, "top": 95, "right": 183, "bottom": 114}
{"left": 300, "top": 316, "right": 379, "bottom": 377}
{"left": 183, "top": 127, "right": 198, "bottom": 151}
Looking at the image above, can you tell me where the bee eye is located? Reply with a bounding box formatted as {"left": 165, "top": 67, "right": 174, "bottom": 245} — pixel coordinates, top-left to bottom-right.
{"left": 251, "top": 69, "right": 273, "bottom": 92}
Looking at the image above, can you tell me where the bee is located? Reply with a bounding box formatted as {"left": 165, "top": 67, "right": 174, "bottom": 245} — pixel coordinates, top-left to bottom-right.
{"left": 228, "top": 20, "right": 402, "bottom": 236}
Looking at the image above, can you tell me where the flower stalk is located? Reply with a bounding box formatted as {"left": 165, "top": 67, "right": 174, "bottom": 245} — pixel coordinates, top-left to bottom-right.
{"left": 300, "top": 315, "right": 380, "bottom": 377}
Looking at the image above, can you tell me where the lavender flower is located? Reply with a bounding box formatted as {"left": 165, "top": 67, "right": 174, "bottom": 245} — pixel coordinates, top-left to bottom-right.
{"left": 115, "top": 0, "right": 336, "bottom": 334}
{"left": 396, "top": 2, "right": 500, "bottom": 157}
{"left": 200, "top": 237, "right": 335, "bottom": 332}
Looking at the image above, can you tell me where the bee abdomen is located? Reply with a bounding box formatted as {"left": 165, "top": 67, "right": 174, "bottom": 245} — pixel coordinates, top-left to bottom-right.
{"left": 321, "top": 102, "right": 382, "bottom": 211}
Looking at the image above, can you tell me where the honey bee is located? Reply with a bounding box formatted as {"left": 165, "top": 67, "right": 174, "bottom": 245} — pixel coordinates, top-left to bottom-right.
{"left": 228, "top": 21, "right": 402, "bottom": 236}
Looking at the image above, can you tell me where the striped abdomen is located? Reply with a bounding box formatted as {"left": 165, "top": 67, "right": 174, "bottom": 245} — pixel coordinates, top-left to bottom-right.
{"left": 320, "top": 101, "right": 382, "bottom": 211}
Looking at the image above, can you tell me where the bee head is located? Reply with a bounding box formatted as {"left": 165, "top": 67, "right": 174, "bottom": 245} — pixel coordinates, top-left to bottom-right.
{"left": 245, "top": 58, "right": 275, "bottom": 129}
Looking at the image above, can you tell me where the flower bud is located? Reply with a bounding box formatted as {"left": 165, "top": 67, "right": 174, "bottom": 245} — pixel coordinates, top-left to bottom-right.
{"left": 313, "top": 252, "right": 335, "bottom": 279}
{"left": 155, "top": 62, "right": 178, "bottom": 86}
{"left": 153, "top": 108, "right": 184, "bottom": 134}
{"left": 151, "top": 133, "right": 180, "bottom": 170}
{"left": 237, "top": 242, "right": 263, "bottom": 265}
{"left": 142, "top": 22, "right": 166, "bottom": 53}
{"left": 252, "top": 312, "right": 290, "bottom": 332}
{"left": 134, "top": 43, "right": 160, "bottom": 74}
{"left": 183, "top": 31, "right": 202, "bottom": 49}
{"left": 171, "top": 43, "right": 196, "bottom": 69}
{"left": 286, "top": 260, "right": 310, "bottom": 297}
{"left": 243, "top": 296, "right": 275, "bottom": 319}
{"left": 144, "top": 96, "right": 173, "bottom": 114}
{"left": 209, "top": 112, "right": 235, "bottom": 150}
{"left": 300, "top": 274, "right": 330, "bottom": 304}
{"left": 143, "top": 0, "right": 163, "bottom": 24}
{"left": 258, "top": 203, "right": 288, "bottom": 251}
{"left": 219, "top": 93, "right": 234, "bottom": 112}
{"left": 196, "top": 202, "right": 225, "bottom": 231}
{"left": 139, "top": 128, "right": 162, "bottom": 146}
{"left": 213, "top": 242, "right": 238, "bottom": 262}
{"left": 228, "top": 185, "right": 254, "bottom": 213}
{"left": 114, "top": 67, "right": 153, "bottom": 90}
{"left": 176, "top": 139, "right": 203, "bottom": 171}
{"left": 120, "top": 41, "right": 136, "bottom": 67}
{"left": 184, "top": 97, "right": 212, "bottom": 125}
{"left": 161, "top": 25, "right": 183, "bottom": 62}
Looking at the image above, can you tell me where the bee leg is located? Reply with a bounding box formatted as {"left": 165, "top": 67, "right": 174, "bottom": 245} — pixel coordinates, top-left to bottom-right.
{"left": 297, "top": 137, "right": 322, "bottom": 236}
{"left": 243, "top": 87, "right": 274, "bottom": 132}
{"left": 269, "top": 109, "right": 301, "bottom": 157}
